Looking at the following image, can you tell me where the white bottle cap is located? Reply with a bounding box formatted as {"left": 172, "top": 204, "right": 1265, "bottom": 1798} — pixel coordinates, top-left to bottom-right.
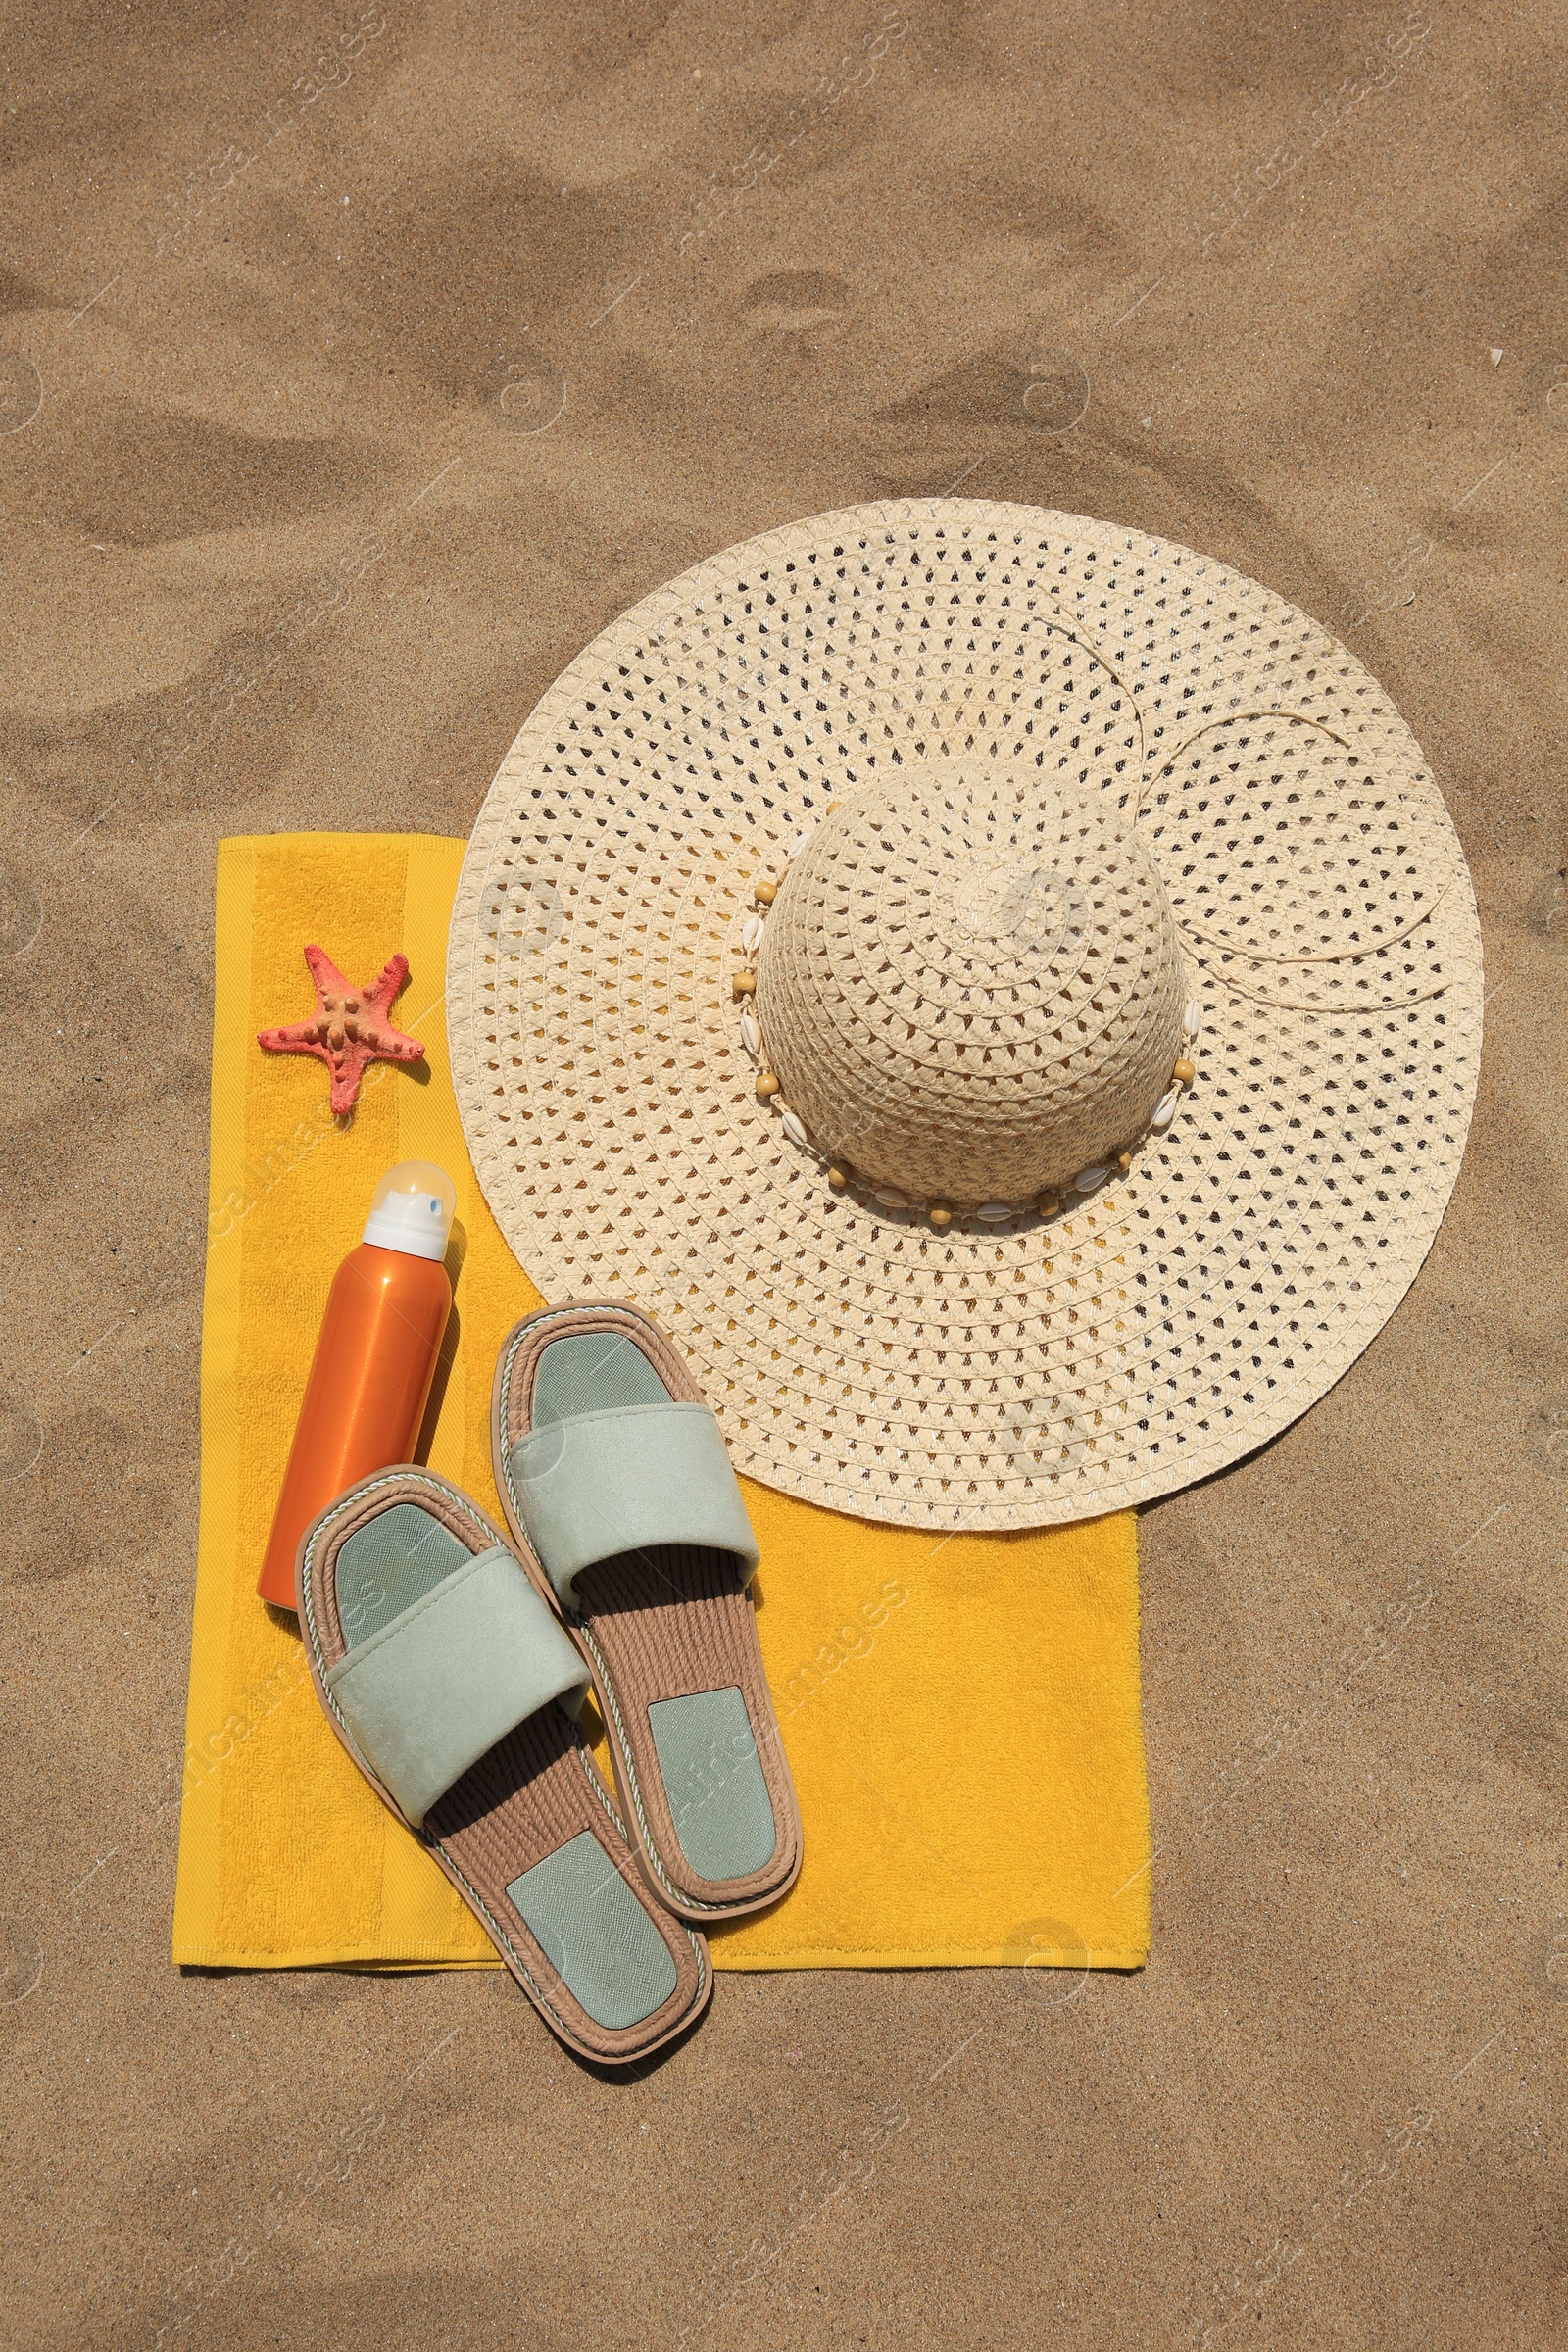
{"left": 361, "top": 1160, "right": 457, "bottom": 1260}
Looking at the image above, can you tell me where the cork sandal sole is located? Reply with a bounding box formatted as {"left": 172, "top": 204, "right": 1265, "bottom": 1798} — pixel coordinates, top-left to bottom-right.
{"left": 491, "top": 1302, "right": 803, "bottom": 1926}
{"left": 298, "top": 1466, "right": 711, "bottom": 2066}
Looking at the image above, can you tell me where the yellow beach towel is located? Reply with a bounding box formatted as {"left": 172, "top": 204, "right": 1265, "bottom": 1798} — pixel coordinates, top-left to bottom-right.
{"left": 172, "top": 835, "right": 1151, "bottom": 1974}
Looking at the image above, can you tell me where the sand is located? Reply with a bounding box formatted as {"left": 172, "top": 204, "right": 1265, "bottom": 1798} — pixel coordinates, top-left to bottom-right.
{"left": 2, "top": 4, "right": 1564, "bottom": 2345}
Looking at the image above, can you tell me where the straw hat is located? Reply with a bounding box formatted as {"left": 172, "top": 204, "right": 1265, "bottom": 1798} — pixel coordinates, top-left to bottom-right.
{"left": 447, "top": 500, "right": 1482, "bottom": 1530}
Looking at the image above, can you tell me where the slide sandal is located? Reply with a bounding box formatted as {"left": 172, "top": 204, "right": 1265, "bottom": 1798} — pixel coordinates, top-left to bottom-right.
{"left": 491, "top": 1302, "right": 803, "bottom": 1925}
{"left": 298, "top": 1466, "right": 711, "bottom": 2065}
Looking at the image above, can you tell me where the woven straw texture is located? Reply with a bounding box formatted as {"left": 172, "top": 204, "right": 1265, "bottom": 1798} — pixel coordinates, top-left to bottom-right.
{"left": 756, "top": 762, "right": 1189, "bottom": 1201}
{"left": 446, "top": 501, "right": 1483, "bottom": 1530}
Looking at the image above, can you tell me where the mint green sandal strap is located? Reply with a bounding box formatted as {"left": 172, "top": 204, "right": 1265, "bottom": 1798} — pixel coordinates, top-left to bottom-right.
{"left": 324, "top": 1544, "right": 588, "bottom": 1825}
{"left": 506, "top": 1401, "right": 760, "bottom": 1609}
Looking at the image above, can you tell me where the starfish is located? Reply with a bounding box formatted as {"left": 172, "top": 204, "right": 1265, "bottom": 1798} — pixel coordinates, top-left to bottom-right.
{"left": 258, "top": 943, "right": 424, "bottom": 1114}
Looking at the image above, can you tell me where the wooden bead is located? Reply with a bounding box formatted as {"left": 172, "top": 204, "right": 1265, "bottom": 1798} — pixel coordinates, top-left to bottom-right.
{"left": 1115, "top": 1152, "right": 1132, "bottom": 1173}
{"left": 732, "top": 971, "right": 757, "bottom": 997}
{"left": 754, "top": 880, "right": 777, "bottom": 906}
{"left": 756, "top": 1072, "right": 780, "bottom": 1098}
{"left": 827, "top": 1164, "right": 849, "bottom": 1191}
{"left": 928, "top": 1203, "right": 953, "bottom": 1228}
{"left": 1035, "top": 1192, "right": 1060, "bottom": 1216}
{"left": 1173, "top": 1057, "right": 1195, "bottom": 1085}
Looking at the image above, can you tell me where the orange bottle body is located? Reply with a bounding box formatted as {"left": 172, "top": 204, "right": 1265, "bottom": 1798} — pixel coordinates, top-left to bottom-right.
{"left": 256, "top": 1242, "right": 453, "bottom": 1608}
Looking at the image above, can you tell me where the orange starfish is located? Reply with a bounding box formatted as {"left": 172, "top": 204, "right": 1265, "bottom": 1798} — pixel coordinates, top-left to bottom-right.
{"left": 258, "top": 943, "right": 424, "bottom": 1113}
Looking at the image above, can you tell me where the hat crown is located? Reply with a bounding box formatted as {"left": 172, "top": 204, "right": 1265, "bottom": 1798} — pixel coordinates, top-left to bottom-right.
{"left": 755, "top": 763, "right": 1187, "bottom": 1201}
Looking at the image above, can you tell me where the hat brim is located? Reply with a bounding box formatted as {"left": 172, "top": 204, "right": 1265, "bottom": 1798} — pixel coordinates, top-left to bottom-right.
{"left": 447, "top": 500, "right": 1482, "bottom": 1531}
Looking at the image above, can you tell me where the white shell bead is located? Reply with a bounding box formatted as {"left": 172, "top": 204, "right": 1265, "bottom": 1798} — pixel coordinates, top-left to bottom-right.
{"left": 742, "top": 913, "right": 764, "bottom": 952}
{"left": 1151, "top": 1089, "right": 1179, "bottom": 1132}
{"left": 873, "top": 1187, "right": 908, "bottom": 1209}
{"left": 739, "top": 1011, "right": 760, "bottom": 1058}
{"left": 1183, "top": 1000, "right": 1201, "bottom": 1039}
{"left": 1073, "top": 1164, "right": 1108, "bottom": 1192}
{"left": 780, "top": 1110, "right": 809, "bottom": 1148}
{"left": 976, "top": 1202, "right": 1013, "bottom": 1221}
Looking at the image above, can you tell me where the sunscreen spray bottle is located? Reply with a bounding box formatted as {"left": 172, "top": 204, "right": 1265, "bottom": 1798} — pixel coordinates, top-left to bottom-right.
{"left": 256, "top": 1160, "right": 456, "bottom": 1610}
